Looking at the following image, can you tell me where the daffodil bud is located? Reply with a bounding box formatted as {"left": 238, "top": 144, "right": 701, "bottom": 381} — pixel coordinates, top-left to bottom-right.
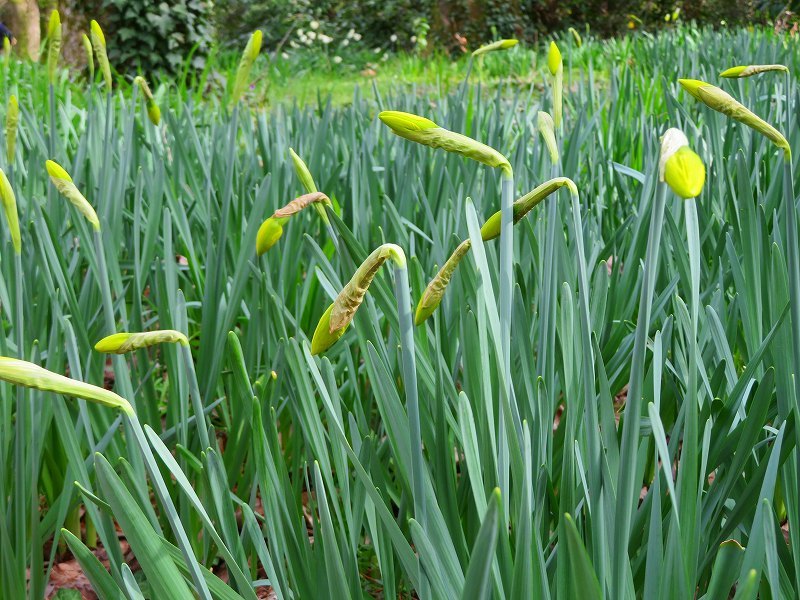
{"left": 256, "top": 192, "right": 331, "bottom": 255}
{"left": 547, "top": 42, "right": 563, "bottom": 128}
{"left": 312, "top": 244, "right": 406, "bottom": 353}
{"left": 6, "top": 94, "right": 18, "bottom": 164}
{"left": 45, "top": 160, "right": 100, "bottom": 231}
{"left": 659, "top": 128, "right": 705, "bottom": 199}
{"left": 47, "top": 10, "right": 61, "bottom": 84}
{"left": 537, "top": 111, "right": 558, "bottom": 164}
{"left": 481, "top": 177, "right": 576, "bottom": 240}
{"left": 2, "top": 37, "right": 10, "bottom": 65}
{"left": 289, "top": 148, "right": 318, "bottom": 193}
{"left": 472, "top": 39, "right": 518, "bottom": 57}
{"left": 256, "top": 217, "right": 287, "bottom": 255}
{"left": 90, "top": 20, "right": 112, "bottom": 90}
{"left": 0, "top": 356, "right": 133, "bottom": 415}
{"left": 133, "top": 76, "right": 161, "bottom": 126}
{"left": 568, "top": 27, "right": 582, "bottom": 47}
{"left": 311, "top": 303, "right": 348, "bottom": 355}
{"left": 231, "top": 30, "right": 262, "bottom": 106}
{"left": 415, "top": 239, "right": 471, "bottom": 325}
{"left": 0, "top": 169, "right": 20, "bottom": 254}
{"left": 720, "top": 64, "right": 788, "bottom": 78}
{"left": 379, "top": 110, "right": 511, "bottom": 173}
{"left": 82, "top": 34, "right": 94, "bottom": 80}
{"left": 679, "top": 78, "right": 790, "bottom": 158}
{"left": 95, "top": 330, "right": 189, "bottom": 354}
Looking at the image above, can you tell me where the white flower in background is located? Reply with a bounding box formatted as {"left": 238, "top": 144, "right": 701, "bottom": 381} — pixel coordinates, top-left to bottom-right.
{"left": 390, "top": 34, "right": 398, "bottom": 42}
{"left": 347, "top": 28, "right": 355, "bottom": 39}
{"left": 373, "top": 47, "right": 381, "bottom": 53}
{"left": 281, "top": 52, "right": 289, "bottom": 59}
{"left": 333, "top": 55, "right": 342, "bottom": 64}
{"left": 382, "top": 53, "right": 389, "bottom": 61}
{"left": 289, "top": 40, "right": 299, "bottom": 48}
{"left": 307, "top": 31, "right": 316, "bottom": 40}
{"left": 411, "top": 35, "right": 417, "bottom": 43}
{"left": 310, "top": 20, "right": 320, "bottom": 30}
{"left": 297, "top": 28, "right": 305, "bottom": 37}
{"left": 319, "top": 34, "right": 333, "bottom": 44}
{"left": 354, "top": 33, "right": 362, "bottom": 41}
{"left": 342, "top": 38, "right": 350, "bottom": 47}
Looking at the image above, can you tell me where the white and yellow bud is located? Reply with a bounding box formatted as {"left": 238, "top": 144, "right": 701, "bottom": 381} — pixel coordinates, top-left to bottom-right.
{"left": 231, "top": 30, "right": 263, "bottom": 106}
{"left": 90, "top": 20, "right": 112, "bottom": 90}
{"left": 82, "top": 33, "right": 94, "bottom": 80}
{"left": 720, "top": 64, "right": 789, "bottom": 78}
{"left": 0, "top": 356, "right": 133, "bottom": 415}
{"left": 679, "top": 78, "right": 790, "bottom": 158}
{"left": 472, "top": 39, "right": 518, "bottom": 57}
{"left": 312, "top": 244, "right": 406, "bottom": 353}
{"left": 0, "top": 169, "right": 20, "bottom": 254}
{"left": 379, "top": 110, "right": 511, "bottom": 173}
{"left": 47, "top": 10, "right": 61, "bottom": 84}
{"left": 537, "top": 111, "right": 559, "bottom": 164}
{"left": 6, "top": 95, "right": 18, "bottom": 164}
{"left": 45, "top": 160, "right": 100, "bottom": 231}
{"left": 95, "top": 330, "right": 189, "bottom": 354}
{"left": 133, "top": 76, "right": 161, "bottom": 126}
{"left": 659, "top": 128, "right": 705, "bottom": 199}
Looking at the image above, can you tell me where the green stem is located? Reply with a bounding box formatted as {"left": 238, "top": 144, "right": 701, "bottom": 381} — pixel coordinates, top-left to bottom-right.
{"left": 612, "top": 181, "right": 668, "bottom": 597}
{"left": 124, "top": 414, "right": 213, "bottom": 600}
{"left": 393, "top": 263, "right": 428, "bottom": 599}
{"left": 181, "top": 344, "right": 211, "bottom": 450}
{"left": 498, "top": 170, "right": 514, "bottom": 514}
{"left": 12, "top": 250, "right": 26, "bottom": 592}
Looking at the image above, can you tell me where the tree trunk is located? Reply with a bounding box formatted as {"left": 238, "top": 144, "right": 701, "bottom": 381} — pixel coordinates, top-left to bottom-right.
{"left": 2, "top": 0, "right": 40, "bottom": 60}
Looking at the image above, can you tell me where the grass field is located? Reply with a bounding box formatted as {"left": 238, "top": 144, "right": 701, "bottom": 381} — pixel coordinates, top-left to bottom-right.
{"left": 1, "top": 23, "right": 800, "bottom": 599}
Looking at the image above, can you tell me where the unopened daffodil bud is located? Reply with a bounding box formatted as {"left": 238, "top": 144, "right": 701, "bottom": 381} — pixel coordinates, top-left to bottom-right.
{"left": 537, "top": 111, "right": 559, "bottom": 164}
{"left": 472, "top": 39, "right": 518, "bottom": 57}
{"left": 547, "top": 41, "right": 562, "bottom": 76}
{"left": 90, "top": 20, "right": 112, "bottom": 90}
{"left": 720, "top": 64, "right": 788, "bottom": 78}
{"left": 312, "top": 244, "right": 406, "bottom": 354}
{"left": 46, "top": 160, "right": 101, "bottom": 231}
{"left": 6, "top": 95, "right": 18, "bottom": 164}
{"left": 95, "top": 330, "right": 189, "bottom": 354}
{"left": 679, "top": 78, "right": 790, "bottom": 158}
{"left": 0, "top": 356, "right": 133, "bottom": 415}
{"left": 379, "top": 110, "right": 512, "bottom": 174}
{"left": 82, "top": 34, "right": 94, "bottom": 80}
{"left": 231, "top": 30, "right": 262, "bottom": 106}
{"left": 256, "top": 192, "right": 331, "bottom": 255}
{"left": 415, "top": 239, "right": 471, "bottom": 325}
{"left": 659, "top": 128, "right": 705, "bottom": 199}
{"left": 0, "top": 169, "right": 20, "bottom": 254}
{"left": 568, "top": 27, "right": 582, "bottom": 47}
{"left": 547, "top": 42, "right": 563, "bottom": 128}
{"left": 133, "top": 76, "right": 161, "bottom": 125}
{"left": 288, "top": 148, "right": 329, "bottom": 224}
{"left": 47, "top": 10, "right": 61, "bottom": 84}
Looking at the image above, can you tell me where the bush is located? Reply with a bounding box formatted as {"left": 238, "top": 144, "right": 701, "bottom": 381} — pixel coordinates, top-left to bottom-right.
{"left": 100, "top": 0, "right": 214, "bottom": 74}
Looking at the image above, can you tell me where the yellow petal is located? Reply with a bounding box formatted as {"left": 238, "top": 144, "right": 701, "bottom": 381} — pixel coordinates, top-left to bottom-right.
{"left": 256, "top": 217, "right": 285, "bottom": 255}
{"left": 664, "top": 147, "right": 706, "bottom": 199}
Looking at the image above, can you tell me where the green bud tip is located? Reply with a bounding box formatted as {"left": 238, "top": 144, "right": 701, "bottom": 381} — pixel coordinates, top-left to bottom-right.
{"left": 311, "top": 303, "right": 348, "bottom": 355}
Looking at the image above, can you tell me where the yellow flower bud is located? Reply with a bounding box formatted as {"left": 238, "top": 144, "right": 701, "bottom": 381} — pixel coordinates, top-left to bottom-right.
{"left": 0, "top": 169, "right": 20, "bottom": 254}
{"left": 472, "top": 39, "right": 518, "bottom": 57}
{"left": 46, "top": 160, "right": 101, "bottom": 231}
{"left": 0, "top": 356, "right": 133, "bottom": 415}
{"left": 47, "top": 10, "right": 61, "bottom": 84}
{"left": 231, "top": 30, "right": 263, "bottom": 106}
{"left": 547, "top": 41, "right": 562, "bottom": 76}
{"left": 6, "top": 94, "right": 18, "bottom": 164}
{"left": 678, "top": 78, "right": 790, "bottom": 157}
{"left": 415, "top": 239, "right": 471, "bottom": 325}
{"left": 95, "top": 330, "right": 189, "bottom": 354}
{"left": 256, "top": 217, "right": 286, "bottom": 255}
{"left": 90, "top": 20, "right": 112, "bottom": 90}
{"left": 720, "top": 64, "right": 788, "bottom": 78}
{"left": 379, "top": 110, "right": 511, "bottom": 173}
{"left": 547, "top": 42, "right": 563, "bottom": 128}
{"left": 133, "top": 76, "right": 161, "bottom": 126}
{"left": 659, "top": 128, "right": 705, "bottom": 199}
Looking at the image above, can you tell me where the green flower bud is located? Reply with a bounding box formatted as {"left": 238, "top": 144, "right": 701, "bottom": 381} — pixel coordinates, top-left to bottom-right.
{"left": 46, "top": 160, "right": 100, "bottom": 231}
{"left": 379, "top": 110, "right": 511, "bottom": 173}
{"left": 537, "top": 111, "right": 558, "bottom": 164}
{"left": 289, "top": 148, "right": 318, "bottom": 193}
{"left": 95, "top": 330, "right": 189, "bottom": 354}
{"left": 0, "top": 356, "right": 133, "bottom": 415}
{"left": 133, "top": 76, "right": 161, "bottom": 126}
{"left": 311, "top": 303, "right": 348, "bottom": 355}
{"left": 256, "top": 217, "right": 287, "bottom": 255}
{"left": 679, "top": 78, "right": 790, "bottom": 158}
{"left": 568, "top": 27, "right": 582, "bottom": 47}
{"left": 472, "top": 39, "right": 518, "bottom": 57}
{"left": 720, "top": 64, "right": 788, "bottom": 78}
{"left": 256, "top": 192, "right": 331, "bottom": 255}
{"left": 2, "top": 37, "right": 10, "bottom": 66}
{"left": 231, "top": 30, "right": 263, "bottom": 106}
{"left": 0, "top": 169, "right": 20, "bottom": 254}
{"left": 6, "top": 94, "right": 18, "bottom": 164}
{"left": 90, "top": 20, "right": 112, "bottom": 90}
{"left": 47, "top": 10, "right": 61, "bottom": 84}
{"left": 82, "top": 33, "right": 94, "bottom": 80}
{"left": 415, "top": 239, "right": 471, "bottom": 325}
